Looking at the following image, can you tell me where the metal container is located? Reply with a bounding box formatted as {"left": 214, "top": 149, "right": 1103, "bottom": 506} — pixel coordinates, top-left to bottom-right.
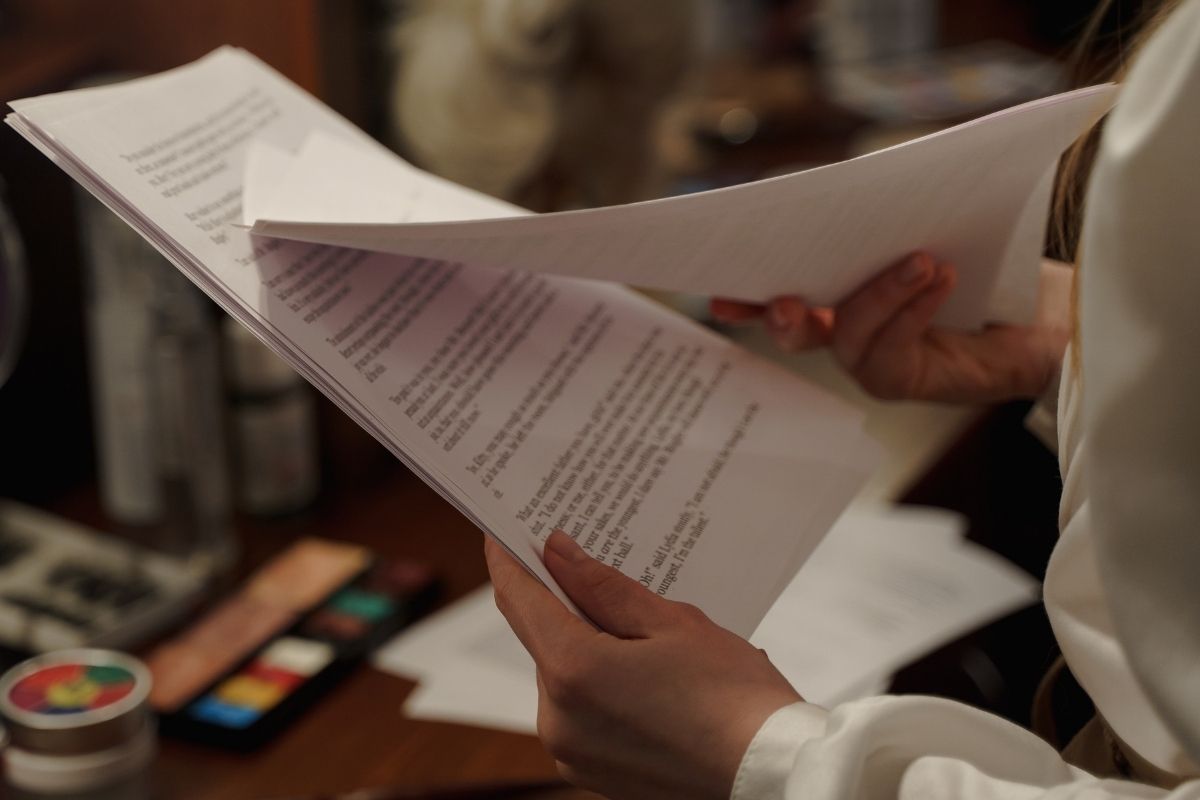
{"left": 0, "top": 649, "right": 154, "bottom": 798}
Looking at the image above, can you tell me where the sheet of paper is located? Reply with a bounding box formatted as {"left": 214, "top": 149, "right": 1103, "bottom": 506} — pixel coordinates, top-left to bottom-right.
{"left": 751, "top": 505, "right": 1039, "bottom": 704}
{"left": 254, "top": 130, "right": 527, "bottom": 225}
{"left": 375, "top": 505, "right": 1038, "bottom": 734}
{"left": 247, "top": 86, "right": 1116, "bottom": 327}
{"left": 375, "top": 587, "right": 527, "bottom": 683}
{"left": 241, "top": 141, "right": 296, "bottom": 226}
{"left": 404, "top": 660, "right": 540, "bottom": 734}
{"left": 7, "top": 48, "right": 878, "bottom": 638}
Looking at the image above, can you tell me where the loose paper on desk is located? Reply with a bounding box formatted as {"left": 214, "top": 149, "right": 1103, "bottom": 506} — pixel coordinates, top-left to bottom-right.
{"left": 245, "top": 86, "right": 1116, "bottom": 328}
{"left": 8, "top": 47, "right": 879, "bottom": 638}
{"left": 375, "top": 506, "right": 1039, "bottom": 735}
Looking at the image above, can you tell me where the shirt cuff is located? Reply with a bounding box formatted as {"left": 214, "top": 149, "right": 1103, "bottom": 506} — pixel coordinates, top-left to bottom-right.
{"left": 731, "top": 702, "right": 829, "bottom": 800}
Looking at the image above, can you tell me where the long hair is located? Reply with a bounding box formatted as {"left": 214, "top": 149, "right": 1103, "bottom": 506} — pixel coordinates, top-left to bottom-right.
{"left": 1051, "top": 0, "right": 1183, "bottom": 263}
{"left": 1051, "top": 0, "right": 1184, "bottom": 360}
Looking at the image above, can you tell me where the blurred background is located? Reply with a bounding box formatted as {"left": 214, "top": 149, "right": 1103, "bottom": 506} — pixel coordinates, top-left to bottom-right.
{"left": 0, "top": 1, "right": 1146, "bottom": 797}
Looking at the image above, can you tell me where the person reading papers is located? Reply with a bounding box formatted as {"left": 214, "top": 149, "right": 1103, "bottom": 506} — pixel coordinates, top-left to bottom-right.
{"left": 484, "top": 0, "right": 1200, "bottom": 797}
{"left": 6, "top": 4, "right": 1195, "bottom": 796}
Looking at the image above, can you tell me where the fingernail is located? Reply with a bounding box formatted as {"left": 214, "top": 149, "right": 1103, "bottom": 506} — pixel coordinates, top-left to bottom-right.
{"left": 899, "top": 254, "right": 932, "bottom": 286}
{"left": 781, "top": 297, "right": 808, "bottom": 327}
{"left": 769, "top": 301, "right": 791, "bottom": 330}
{"left": 938, "top": 263, "right": 957, "bottom": 287}
{"left": 546, "top": 530, "right": 587, "bottom": 563}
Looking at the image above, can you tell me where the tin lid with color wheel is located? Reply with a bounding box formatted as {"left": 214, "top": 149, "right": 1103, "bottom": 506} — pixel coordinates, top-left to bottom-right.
{"left": 0, "top": 650, "right": 151, "bottom": 755}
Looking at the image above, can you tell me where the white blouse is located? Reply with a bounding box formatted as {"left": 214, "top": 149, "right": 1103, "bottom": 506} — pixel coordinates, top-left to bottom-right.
{"left": 733, "top": 1, "right": 1200, "bottom": 796}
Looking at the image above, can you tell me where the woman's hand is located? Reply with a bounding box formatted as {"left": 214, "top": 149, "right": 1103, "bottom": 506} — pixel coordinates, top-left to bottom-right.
{"left": 710, "top": 253, "right": 1073, "bottom": 404}
{"left": 486, "top": 532, "right": 801, "bottom": 800}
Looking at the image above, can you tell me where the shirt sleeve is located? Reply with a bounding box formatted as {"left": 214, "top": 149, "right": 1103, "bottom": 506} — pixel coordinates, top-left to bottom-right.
{"left": 1078, "top": 0, "right": 1200, "bottom": 769}
{"left": 732, "top": 698, "right": 1187, "bottom": 800}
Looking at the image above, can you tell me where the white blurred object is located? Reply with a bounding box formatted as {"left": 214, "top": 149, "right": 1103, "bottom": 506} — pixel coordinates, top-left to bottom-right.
{"left": 389, "top": 0, "right": 698, "bottom": 206}
{"left": 391, "top": 0, "right": 575, "bottom": 199}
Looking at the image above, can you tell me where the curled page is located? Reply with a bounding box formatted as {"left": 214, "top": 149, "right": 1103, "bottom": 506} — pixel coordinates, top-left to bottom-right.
{"left": 248, "top": 85, "right": 1116, "bottom": 328}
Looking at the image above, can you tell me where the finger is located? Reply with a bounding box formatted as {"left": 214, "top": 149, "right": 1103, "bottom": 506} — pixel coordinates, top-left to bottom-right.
{"left": 832, "top": 252, "right": 936, "bottom": 369}
{"left": 766, "top": 296, "right": 833, "bottom": 351}
{"left": 543, "top": 531, "right": 666, "bottom": 639}
{"left": 710, "top": 298, "right": 765, "bottom": 324}
{"left": 484, "top": 536, "right": 596, "bottom": 663}
{"left": 868, "top": 262, "right": 957, "bottom": 357}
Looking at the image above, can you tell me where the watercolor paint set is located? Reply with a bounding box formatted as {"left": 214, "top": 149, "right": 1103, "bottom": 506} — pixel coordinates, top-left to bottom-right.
{"left": 145, "top": 538, "right": 439, "bottom": 749}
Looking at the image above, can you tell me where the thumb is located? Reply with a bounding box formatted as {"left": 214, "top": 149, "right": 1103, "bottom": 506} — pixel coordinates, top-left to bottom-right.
{"left": 543, "top": 531, "right": 665, "bottom": 639}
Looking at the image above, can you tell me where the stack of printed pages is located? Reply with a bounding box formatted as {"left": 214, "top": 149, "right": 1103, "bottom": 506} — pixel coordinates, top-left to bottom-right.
{"left": 7, "top": 49, "right": 1112, "bottom": 636}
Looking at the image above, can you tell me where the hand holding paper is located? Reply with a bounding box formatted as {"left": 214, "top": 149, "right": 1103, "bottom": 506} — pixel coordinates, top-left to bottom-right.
{"left": 713, "top": 253, "right": 1075, "bottom": 403}
{"left": 486, "top": 531, "right": 802, "bottom": 800}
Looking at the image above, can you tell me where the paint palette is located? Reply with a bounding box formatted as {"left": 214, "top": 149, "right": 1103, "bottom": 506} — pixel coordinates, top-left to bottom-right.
{"left": 187, "top": 638, "right": 332, "bottom": 730}
{"left": 152, "top": 544, "right": 440, "bottom": 750}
